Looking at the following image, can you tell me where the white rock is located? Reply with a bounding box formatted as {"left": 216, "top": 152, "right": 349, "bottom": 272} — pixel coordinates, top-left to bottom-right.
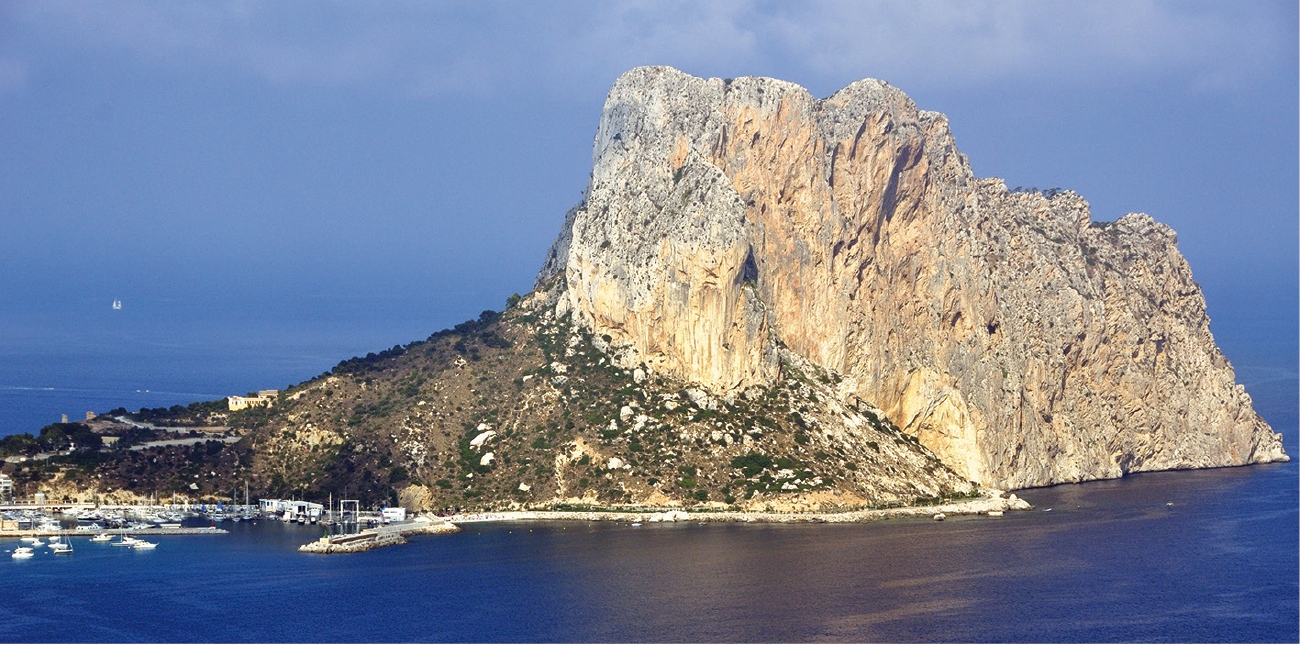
{"left": 620, "top": 406, "right": 634, "bottom": 423}
{"left": 469, "top": 430, "right": 496, "bottom": 450}
{"left": 479, "top": 452, "right": 495, "bottom": 467}
{"left": 684, "top": 388, "right": 715, "bottom": 410}
{"left": 518, "top": 483, "right": 531, "bottom": 492}
{"left": 608, "top": 457, "right": 624, "bottom": 470}
{"left": 633, "top": 368, "right": 646, "bottom": 383}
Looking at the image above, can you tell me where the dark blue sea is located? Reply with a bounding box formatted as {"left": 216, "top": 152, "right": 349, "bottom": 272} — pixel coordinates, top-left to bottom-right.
{"left": 1, "top": 459, "right": 1296, "bottom": 643}
{"left": 0, "top": 301, "right": 1295, "bottom": 642}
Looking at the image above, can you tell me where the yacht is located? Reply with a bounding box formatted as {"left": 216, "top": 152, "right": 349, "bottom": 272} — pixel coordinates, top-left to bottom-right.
{"left": 90, "top": 533, "right": 113, "bottom": 542}
{"left": 111, "top": 536, "right": 138, "bottom": 547}
{"left": 52, "top": 542, "right": 73, "bottom": 555}
{"left": 130, "top": 540, "right": 157, "bottom": 550}
{"left": 11, "top": 547, "right": 34, "bottom": 559}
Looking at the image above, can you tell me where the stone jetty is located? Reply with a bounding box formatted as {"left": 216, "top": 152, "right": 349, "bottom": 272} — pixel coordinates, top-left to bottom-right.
{"left": 298, "top": 516, "right": 459, "bottom": 554}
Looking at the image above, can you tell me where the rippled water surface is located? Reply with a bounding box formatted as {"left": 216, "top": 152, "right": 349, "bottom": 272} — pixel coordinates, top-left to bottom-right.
{"left": 1, "top": 459, "right": 1295, "bottom": 643}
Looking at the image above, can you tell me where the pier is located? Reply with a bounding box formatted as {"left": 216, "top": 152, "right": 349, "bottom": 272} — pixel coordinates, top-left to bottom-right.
{"left": 298, "top": 516, "right": 458, "bottom": 554}
{"left": 0, "top": 526, "right": 228, "bottom": 538}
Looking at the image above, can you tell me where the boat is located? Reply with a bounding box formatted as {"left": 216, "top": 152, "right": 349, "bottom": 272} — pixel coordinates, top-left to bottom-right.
{"left": 29, "top": 539, "right": 45, "bottom": 547}
{"left": 52, "top": 542, "right": 73, "bottom": 555}
{"left": 20, "top": 536, "right": 40, "bottom": 544}
{"left": 11, "top": 547, "right": 34, "bottom": 559}
{"left": 932, "top": 513, "right": 946, "bottom": 521}
{"left": 130, "top": 540, "right": 157, "bottom": 550}
{"left": 159, "top": 523, "right": 181, "bottom": 529}
{"left": 111, "top": 536, "right": 138, "bottom": 547}
{"left": 90, "top": 533, "right": 113, "bottom": 542}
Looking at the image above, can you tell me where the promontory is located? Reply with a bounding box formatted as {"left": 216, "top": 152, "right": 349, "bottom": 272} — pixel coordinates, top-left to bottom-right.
{"left": 9, "top": 67, "right": 1286, "bottom": 512}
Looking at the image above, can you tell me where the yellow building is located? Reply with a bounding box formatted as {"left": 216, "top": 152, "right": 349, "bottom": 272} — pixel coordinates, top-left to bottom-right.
{"left": 227, "top": 390, "right": 280, "bottom": 411}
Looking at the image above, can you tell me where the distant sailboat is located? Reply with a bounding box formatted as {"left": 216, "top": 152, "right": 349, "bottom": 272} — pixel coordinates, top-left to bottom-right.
{"left": 112, "top": 300, "right": 122, "bottom": 310}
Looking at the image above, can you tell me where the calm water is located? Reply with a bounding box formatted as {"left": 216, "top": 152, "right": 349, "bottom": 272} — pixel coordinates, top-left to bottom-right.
{"left": 1, "top": 459, "right": 1295, "bottom": 643}
{"left": 1, "top": 299, "right": 1295, "bottom": 642}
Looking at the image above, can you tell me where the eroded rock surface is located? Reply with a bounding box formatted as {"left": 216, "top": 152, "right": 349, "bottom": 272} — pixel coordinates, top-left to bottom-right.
{"left": 539, "top": 66, "right": 1287, "bottom": 489}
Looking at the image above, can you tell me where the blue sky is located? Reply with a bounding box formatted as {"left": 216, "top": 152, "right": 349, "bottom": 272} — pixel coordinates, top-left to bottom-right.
{"left": 0, "top": 2, "right": 1296, "bottom": 426}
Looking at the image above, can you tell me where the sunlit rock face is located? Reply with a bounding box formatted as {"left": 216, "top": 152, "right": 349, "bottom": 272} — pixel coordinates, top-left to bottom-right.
{"left": 537, "top": 66, "right": 1288, "bottom": 489}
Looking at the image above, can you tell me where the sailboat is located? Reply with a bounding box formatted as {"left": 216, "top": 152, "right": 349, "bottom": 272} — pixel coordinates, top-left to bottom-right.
{"left": 112, "top": 299, "right": 122, "bottom": 310}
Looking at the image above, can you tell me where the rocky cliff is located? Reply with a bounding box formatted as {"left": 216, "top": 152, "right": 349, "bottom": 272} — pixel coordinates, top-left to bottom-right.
{"left": 539, "top": 66, "right": 1288, "bottom": 490}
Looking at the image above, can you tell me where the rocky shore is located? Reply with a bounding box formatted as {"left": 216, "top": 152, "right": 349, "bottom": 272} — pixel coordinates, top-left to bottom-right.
{"left": 450, "top": 493, "right": 1032, "bottom": 525}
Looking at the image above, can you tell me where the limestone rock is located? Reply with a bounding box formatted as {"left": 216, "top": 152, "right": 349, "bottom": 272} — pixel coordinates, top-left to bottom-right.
{"left": 538, "top": 65, "right": 1287, "bottom": 490}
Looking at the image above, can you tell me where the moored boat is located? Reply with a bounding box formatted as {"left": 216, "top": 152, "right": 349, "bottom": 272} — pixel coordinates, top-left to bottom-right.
{"left": 11, "top": 546, "right": 34, "bottom": 559}
{"left": 130, "top": 540, "right": 157, "bottom": 550}
{"left": 90, "top": 533, "right": 113, "bottom": 542}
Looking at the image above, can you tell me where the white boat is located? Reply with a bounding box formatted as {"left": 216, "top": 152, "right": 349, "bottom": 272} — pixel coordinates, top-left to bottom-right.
{"left": 11, "top": 547, "right": 34, "bottom": 559}
{"left": 90, "top": 533, "right": 113, "bottom": 542}
{"left": 29, "top": 539, "right": 45, "bottom": 547}
{"left": 932, "top": 513, "right": 946, "bottom": 521}
{"left": 20, "top": 536, "right": 40, "bottom": 544}
{"left": 130, "top": 540, "right": 157, "bottom": 550}
{"left": 111, "top": 536, "right": 138, "bottom": 547}
{"left": 159, "top": 523, "right": 181, "bottom": 529}
{"left": 52, "top": 542, "right": 72, "bottom": 555}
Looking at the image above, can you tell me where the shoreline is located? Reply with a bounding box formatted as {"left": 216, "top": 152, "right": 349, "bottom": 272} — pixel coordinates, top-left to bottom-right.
{"left": 445, "top": 494, "right": 1033, "bottom": 525}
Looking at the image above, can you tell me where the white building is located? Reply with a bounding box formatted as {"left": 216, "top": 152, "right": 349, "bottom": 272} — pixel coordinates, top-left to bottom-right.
{"left": 381, "top": 507, "right": 407, "bottom": 522}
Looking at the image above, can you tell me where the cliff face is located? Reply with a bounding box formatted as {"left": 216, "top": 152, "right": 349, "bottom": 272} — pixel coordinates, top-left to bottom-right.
{"left": 539, "top": 66, "right": 1288, "bottom": 490}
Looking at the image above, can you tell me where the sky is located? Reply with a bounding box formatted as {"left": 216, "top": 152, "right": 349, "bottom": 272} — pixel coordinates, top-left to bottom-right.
{"left": 0, "top": 1, "right": 1296, "bottom": 432}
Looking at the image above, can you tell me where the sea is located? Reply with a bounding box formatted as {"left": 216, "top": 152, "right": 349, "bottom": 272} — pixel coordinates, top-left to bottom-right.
{"left": 0, "top": 461, "right": 1295, "bottom": 643}
{"left": 0, "top": 301, "right": 1296, "bottom": 642}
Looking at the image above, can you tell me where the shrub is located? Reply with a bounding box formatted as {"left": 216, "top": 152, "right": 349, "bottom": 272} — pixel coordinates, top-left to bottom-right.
{"left": 730, "top": 453, "right": 772, "bottom": 477}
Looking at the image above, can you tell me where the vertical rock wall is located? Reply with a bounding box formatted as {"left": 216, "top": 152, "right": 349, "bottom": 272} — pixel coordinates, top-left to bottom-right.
{"left": 538, "top": 66, "right": 1287, "bottom": 489}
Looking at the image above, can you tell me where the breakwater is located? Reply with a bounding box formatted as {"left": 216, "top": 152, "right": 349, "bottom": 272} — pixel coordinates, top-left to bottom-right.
{"left": 298, "top": 518, "right": 460, "bottom": 554}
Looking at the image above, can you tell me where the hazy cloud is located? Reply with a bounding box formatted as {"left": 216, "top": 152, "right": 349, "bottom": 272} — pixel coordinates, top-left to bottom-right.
{"left": 11, "top": 0, "right": 1292, "bottom": 97}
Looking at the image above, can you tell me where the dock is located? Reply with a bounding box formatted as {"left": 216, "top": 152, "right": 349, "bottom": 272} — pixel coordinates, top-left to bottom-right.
{"left": 0, "top": 526, "right": 228, "bottom": 538}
